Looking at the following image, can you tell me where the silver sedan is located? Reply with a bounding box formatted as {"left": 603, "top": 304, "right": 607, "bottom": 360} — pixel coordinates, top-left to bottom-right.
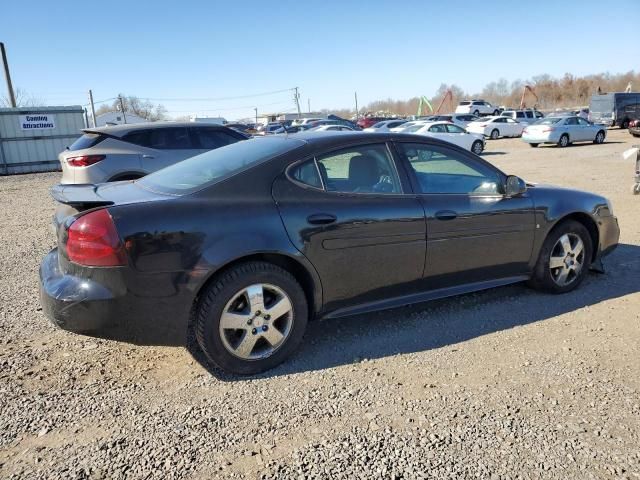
{"left": 522, "top": 116, "right": 607, "bottom": 148}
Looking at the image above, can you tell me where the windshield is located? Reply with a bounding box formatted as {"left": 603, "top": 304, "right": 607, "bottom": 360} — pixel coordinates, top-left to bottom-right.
{"left": 403, "top": 124, "right": 424, "bottom": 133}
{"left": 534, "top": 117, "right": 563, "bottom": 125}
{"left": 138, "top": 137, "right": 304, "bottom": 195}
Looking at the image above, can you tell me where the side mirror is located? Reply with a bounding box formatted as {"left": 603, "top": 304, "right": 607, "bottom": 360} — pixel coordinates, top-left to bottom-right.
{"left": 505, "top": 175, "right": 527, "bottom": 196}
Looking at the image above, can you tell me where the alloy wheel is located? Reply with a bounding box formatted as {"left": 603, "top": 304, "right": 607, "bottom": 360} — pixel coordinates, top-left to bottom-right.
{"left": 218, "top": 283, "right": 293, "bottom": 360}
{"left": 549, "top": 233, "right": 585, "bottom": 287}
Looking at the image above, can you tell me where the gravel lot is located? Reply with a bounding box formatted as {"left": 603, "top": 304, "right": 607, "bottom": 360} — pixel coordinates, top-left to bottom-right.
{"left": 1, "top": 129, "right": 639, "bottom": 479}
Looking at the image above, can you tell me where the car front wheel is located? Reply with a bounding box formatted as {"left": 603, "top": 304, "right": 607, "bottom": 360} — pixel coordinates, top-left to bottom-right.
{"left": 528, "top": 220, "right": 592, "bottom": 293}
{"left": 471, "top": 140, "right": 484, "bottom": 155}
{"left": 529, "top": 143, "right": 539, "bottom": 148}
{"left": 196, "top": 262, "right": 308, "bottom": 374}
{"left": 594, "top": 131, "right": 605, "bottom": 144}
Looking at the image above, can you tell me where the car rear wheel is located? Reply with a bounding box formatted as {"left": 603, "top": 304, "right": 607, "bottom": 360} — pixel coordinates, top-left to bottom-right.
{"left": 471, "top": 140, "right": 484, "bottom": 155}
{"left": 621, "top": 119, "right": 630, "bottom": 129}
{"left": 594, "top": 131, "right": 605, "bottom": 144}
{"left": 529, "top": 143, "right": 539, "bottom": 148}
{"left": 490, "top": 129, "right": 499, "bottom": 140}
{"left": 493, "top": 110, "right": 499, "bottom": 116}
{"left": 473, "top": 110, "right": 480, "bottom": 116}
{"left": 558, "top": 134, "right": 569, "bottom": 148}
{"left": 109, "top": 174, "right": 143, "bottom": 182}
{"left": 528, "top": 220, "right": 592, "bottom": 294}
{"left": 196, "top": 262, "right": 308, "bottom": 375}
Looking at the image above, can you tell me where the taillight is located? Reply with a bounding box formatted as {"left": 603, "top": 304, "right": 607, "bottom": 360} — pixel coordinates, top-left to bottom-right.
{"left": 542, "top": 127, "right": 555, "bottom": 132}
{"left": 523, "top": 128, "right": 528, "bottom": 134}
{"left": 66, "top": 209, "right": 126, "bottom": 266}
{"left": 479, "top": 124, "right": 487, "bottom": 127}
{"left": 67, "top": 155, "right": 105, "bottom": 167}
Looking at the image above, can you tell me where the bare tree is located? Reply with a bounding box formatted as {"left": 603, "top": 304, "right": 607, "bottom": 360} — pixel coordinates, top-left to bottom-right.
{"left": 95, "top": 94, "right": 167, "bottom": 121}
{"left": 0, "top": 87, "right": 44, "bottom": 107}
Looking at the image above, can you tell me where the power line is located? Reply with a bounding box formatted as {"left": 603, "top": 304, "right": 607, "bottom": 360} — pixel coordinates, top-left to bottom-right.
{"left": 164, "top": 100, "right": 292, "bottom": 113}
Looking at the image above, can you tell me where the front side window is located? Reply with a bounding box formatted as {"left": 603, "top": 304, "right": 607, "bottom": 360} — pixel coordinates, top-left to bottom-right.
{"left": 397, "top": 143, "right": 502, "bottom": 195}
{"left": 516, "top": 112, "right": 525, "bottom": 118}
{"left": 316, "top": 144, "right": 401, "bottom": 194}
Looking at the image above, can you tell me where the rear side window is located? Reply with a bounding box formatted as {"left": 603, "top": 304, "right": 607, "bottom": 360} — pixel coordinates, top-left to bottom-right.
{"left": 192, "top": 128, "right": 242, "bottom": 149}
{"left": 516, "top": 112, "right": 525, "bottom": 118}
{"left": 123, "top": 127, "right": 191, "bottom": 149}
{"left": 290, "top": 160, "right": 322, "bottom": 188}
{"left": 68, "top": 133, "right": 105, "bottom": 151}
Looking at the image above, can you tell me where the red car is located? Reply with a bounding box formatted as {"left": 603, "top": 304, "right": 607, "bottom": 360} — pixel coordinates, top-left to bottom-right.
{"left": 356, "top": 116, "right": 392, "bottom": 129}
{"left": 629, "top": 119, "right": 640, "bottom": 137}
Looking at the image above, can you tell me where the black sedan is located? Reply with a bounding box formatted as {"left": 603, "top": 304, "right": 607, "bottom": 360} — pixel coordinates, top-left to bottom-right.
{"left": 40, "top": 132, "right": 619, "bottom": 374}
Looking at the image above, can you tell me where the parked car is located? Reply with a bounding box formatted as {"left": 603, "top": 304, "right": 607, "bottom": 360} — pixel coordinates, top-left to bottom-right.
{"left": 356, "top": 116, "right": 392, "bottom": 129}
{"left": 40, "top": 132, "right": 619, "bottom": 374}
{"left": 304, "top": 119, "right": 360, "bottom": 130}
{"left": 629, "top": 119, "right": 640, "bottom": 137}
{"left": 455, "top": 100, "right": 501, "bottom": 117}
{"left": 589, "top": 92, "right": 640, "bottom": 128}
{"left": 466, "top": 116, "right": 525, "bottom": 139}
{"left": 308, "top": 125, "right": 356, "bottom": 132}
{"left": 225, "top": 123, "right": 257, "bottom": 135}
{"left": 363, "top": 119, "right": 408, "bottom": 132}
{"left": 259, "top": 123, "right": 287, "bottom": 135}
{"left": 291, "top": 118, "right": 323, "bottom": 126}
{"left": 400, "top": 121, "right": 485, "bottom": 155}
{"left": 499, "top": 109, "right": 544, "bottom": 124}
{"left": 522, "top": 116, "right": 607, "bottom": 148}
{"left": 390, "top": 121, "right": 427, "bottom": 133}
{"left": 427, "top": 114, "right": 480, "bottom": 128}
{"left": 59, "top": 122, "right": 247, "bottom": 184}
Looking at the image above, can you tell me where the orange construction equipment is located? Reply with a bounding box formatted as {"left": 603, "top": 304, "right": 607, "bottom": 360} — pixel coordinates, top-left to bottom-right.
{"left": 520, "top": 85, "right": 539, "bottom": 109}
{"left": 435, "top": 89, "right": 453, "bottom": 114}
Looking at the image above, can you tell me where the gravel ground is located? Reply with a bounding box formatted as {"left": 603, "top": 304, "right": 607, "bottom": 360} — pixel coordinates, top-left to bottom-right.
{"left": 1, "top": 129, "right": 639, "bottom": 479}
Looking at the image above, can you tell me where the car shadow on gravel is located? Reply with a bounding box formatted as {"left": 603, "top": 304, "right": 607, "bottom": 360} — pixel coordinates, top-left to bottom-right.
{"left": 188, "top": 243, "right": 640, "bottom": 381}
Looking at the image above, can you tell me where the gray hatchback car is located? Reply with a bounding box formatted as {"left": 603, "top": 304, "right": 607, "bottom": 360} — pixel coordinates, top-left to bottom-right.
{"left": 59, "top": 122, "right": 247, "bottom": 184}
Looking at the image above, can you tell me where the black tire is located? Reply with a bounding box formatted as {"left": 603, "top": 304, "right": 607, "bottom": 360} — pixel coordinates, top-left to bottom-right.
{"left": 557, "top": 134, "right": 569, "bottom": 148}
{"left": 473, "top": 110, "right": 480, "bottom": 116}
{"left": 621, "top": 119, "right": 630, "bottom": 129}
{"left": 529, "top": 143, "right": 539, "bottom": 148}
{"left": 196, "top": 262, "right": 308, "bottom": 375}
{"left": 528, "top": 220, "right": 592, "bottom": 294}
{"left": 493, "top": 110, "right": 499, "bottom": 116}
{"left": 471, "top": 140, "right": 484, "bottom": 155}
{"left": 490, "top": 129, "right": 499, "bottom": 140}
{"left": 593, "top": 130, "right": 605, "bottom": 144}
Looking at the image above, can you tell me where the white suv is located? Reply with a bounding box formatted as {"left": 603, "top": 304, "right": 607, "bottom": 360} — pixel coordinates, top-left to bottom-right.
{"left": 455, "top": 100, "right": 500, "bottom": 117}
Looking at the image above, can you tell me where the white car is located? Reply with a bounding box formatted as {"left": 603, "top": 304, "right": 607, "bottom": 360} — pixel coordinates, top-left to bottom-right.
{"left": 401, "top": 121, "right": 485, "bottom": 155}
{"left": 466, "top": 116, "right": 525, "bottom": 139}
{"left": 364, "top": 119, "right": 408, "bottom": 133}
{"left": 390, "top": 120, "right": 427, "bottom": 133}
{"left": 308, "top": 125, "right": 355, "bottom": 132}
{"left": 428, "top": 114, "right": 480, "bottom": 128}
{"left": 500, "top": 109, "right": 544, "bottom": 125}
{"left": 291, "top": 117, "right": 323, "bottom": 126}
{"left": 455, "top": 100, "right": 500, "bottom": 117}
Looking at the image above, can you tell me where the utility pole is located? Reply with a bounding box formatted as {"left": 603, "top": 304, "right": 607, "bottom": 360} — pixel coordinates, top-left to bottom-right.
{"left": 1, "top": 43, "right": 17, "bottom": 108}
{"left": 118, "top": 95, "right": 127, "bottom": 124}
{"left": 293, "top": 87, "right": 302, "bottom": 119}
{"left": 254, "top": 107, "right": 258, "bottom": 126}
{"left": 88, "top": 89, "right": 97, "bottom": 127}
{"left": 307, "top": 98, "right": 311, "bottom": 114}
{"left": 354, "top": 92, "right": 359, "bottom": 120}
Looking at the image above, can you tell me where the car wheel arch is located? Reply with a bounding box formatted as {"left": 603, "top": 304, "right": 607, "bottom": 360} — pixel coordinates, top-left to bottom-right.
{"left": 192, "top": 252, "right": 322, "bottom": 322}
{"left": 548, "top": 212, "right": 600, "bottom": 263}
{"left": 108, "top": 171, "right": 146, "bottom": 182}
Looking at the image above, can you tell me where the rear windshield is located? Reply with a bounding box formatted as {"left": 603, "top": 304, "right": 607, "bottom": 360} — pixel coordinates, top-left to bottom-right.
{"left": 138, "top": 137, "right": 304, "bottom": 195}
{"left": 68, "top": 133, "right": 105, "bottom": 151}
{"left": 459, "top": 101, "right": 471, "bottom": 106}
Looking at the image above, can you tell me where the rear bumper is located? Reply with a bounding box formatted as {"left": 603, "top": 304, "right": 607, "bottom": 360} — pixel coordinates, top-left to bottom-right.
{"left": 39, "top": 249, "right": 191, "bottom": 344}
{"left": 40, "top": 249, "right": 118, "bottom": 331}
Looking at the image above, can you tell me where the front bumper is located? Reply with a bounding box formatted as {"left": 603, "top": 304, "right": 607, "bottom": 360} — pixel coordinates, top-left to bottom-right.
{"left": 598, "top": 215, "right": 619, "bottom": 258}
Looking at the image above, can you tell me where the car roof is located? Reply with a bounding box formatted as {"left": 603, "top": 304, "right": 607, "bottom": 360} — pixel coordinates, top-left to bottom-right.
{"left": 83, "top": 121, "right": 226, "bottom": 137}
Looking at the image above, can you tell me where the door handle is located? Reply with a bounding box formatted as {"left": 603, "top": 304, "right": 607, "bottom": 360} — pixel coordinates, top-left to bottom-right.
{"left": 142, "top": 154, "right": 155, "bottom": 159}
{"left": 435, "top": 210, "right": 458, "bottom": 221}
{"left": 307, "top": 213, "right": 337, "bottom": 225}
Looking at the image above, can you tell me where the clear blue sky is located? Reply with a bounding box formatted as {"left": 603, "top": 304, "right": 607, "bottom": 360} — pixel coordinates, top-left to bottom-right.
{"left": 2, "top": 0, "right": 638, "bottom": 120}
